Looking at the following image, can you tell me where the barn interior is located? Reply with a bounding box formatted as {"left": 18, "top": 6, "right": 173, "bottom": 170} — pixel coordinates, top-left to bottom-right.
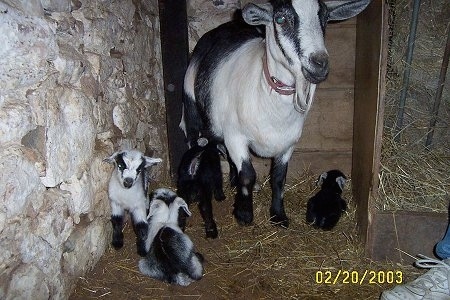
{"left": 0, "top": 0, "right": 448, "bottom": 299}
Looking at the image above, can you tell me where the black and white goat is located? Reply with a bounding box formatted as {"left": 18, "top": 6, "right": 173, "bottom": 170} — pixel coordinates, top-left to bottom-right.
{"left": 177, "top": 137, "right": 226, "bottom": 239}
{"left": 104, "top": 150, "right": 162, "bottom": 256}
{"left": 180, "top": 0, "right": 371, "bottom": 227}
{"left": 306, "top": 169, "right": 347, "bottom": 230}
{"left": 139, "top": 188, "right": 204, "bottom": 286}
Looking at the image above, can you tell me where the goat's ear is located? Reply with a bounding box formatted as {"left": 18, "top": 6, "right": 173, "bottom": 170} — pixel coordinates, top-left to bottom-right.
{"left": 325, "top": 0, "right": 371, "bottom": 22}
{"left": 188, "top": 152, "right": 203, "bottom": 176}
{"left": 317, "top": 171, "right": 328, "bottom": 187}
{"left": 175, "top": 197, "right": 192, "bottom": 217}
{"left": 144, "top": 156, "right": 162, "bottom": 167}
{"left": 103, "top": 151, "right": 119, "bottom": 164}
{"left": 242, "top": 3, "right": 273, "bottom": 26}
{"left": 336, "top": 176, "right": 347, "bottom": 191}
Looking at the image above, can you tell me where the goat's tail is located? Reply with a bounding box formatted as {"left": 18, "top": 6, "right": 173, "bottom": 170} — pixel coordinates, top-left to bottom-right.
{"left": 180, "top": 90, "right": 204, "bottom": 148}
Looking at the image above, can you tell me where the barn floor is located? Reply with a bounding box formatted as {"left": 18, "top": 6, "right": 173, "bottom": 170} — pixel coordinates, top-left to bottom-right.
{"left": 70, "top": 176, "right": 423, "bottom": 299}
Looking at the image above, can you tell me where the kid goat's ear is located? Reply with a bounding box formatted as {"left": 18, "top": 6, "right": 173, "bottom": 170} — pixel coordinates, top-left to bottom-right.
{"left": 175, "top": 197, "right": 192, "bottom": 217}
{"left": 144, "top": 156, "right": 162, "bottom": 167}
{"left": 317, "top": 171, "right": 328, "bottom": 187}
{"left": 103, "top": 151, "right": 120, "bottom": 164}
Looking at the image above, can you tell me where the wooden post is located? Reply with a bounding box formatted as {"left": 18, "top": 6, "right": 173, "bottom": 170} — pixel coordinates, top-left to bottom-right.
{"left": 158, "top": 0, "right": 189, "bottom": 180}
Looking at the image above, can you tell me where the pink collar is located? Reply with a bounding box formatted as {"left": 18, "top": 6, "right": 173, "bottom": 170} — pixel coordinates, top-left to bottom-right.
{"left": 262, "top": 51, "right": 296, "bottom": 96}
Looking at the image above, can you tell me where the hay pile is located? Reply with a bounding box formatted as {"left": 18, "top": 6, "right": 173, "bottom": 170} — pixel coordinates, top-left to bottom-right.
{"left": 70, "top": 175, "right": 420, "bottom": 299}
{"left": 376, "top": 0, "right": 450, "bottom": 213}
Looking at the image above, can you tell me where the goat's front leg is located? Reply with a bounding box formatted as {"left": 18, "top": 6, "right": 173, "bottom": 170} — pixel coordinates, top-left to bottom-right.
{"left": 131, "top": 206, "right": 149, "bottom": 257}
{"left": 269, "top": 150, "right": 292, "bottom": 228}
{"left": 110, "top": 202, "right": 125, "bottom": 249}
{"left": 226, "top": 138, "right": 255, "bottom": 225}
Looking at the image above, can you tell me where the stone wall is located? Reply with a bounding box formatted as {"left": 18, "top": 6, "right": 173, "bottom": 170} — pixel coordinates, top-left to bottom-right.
{"left": 0, "top": 0, "right": 167, "bottom": 298}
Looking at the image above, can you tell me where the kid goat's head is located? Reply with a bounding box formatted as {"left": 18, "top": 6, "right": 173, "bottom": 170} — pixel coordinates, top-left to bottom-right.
{"left": 105, "top": 150, "right": 162, "bottom": 189}
{"left": 242, "top": 0, "right": 371, "bottom": 110}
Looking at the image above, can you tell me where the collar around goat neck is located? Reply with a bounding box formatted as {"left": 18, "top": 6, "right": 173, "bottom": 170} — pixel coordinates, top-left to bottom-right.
{"left": 262, "top": 50, "right": 296, "bottom": 96}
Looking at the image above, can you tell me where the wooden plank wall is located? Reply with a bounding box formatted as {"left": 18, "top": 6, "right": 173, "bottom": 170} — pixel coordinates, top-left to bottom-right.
{"left": 253, "top": 19, "right": 357, "bottom": 181}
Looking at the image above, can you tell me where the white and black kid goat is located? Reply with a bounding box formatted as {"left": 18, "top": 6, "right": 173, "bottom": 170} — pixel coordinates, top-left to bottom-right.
{"left": 104, "top": 150, "right": 162, "bottom": 256}
{"left": 306, "top": 169, "right": 347, "bottom": 230}
{"left": 139, "top": 188, "right": 204, "bottom": 286}
{"left": 180, "top": 0, "right": 371, "bottom": 227}
{"left": 177, "top": 137, "right": 226, "bottom": 239}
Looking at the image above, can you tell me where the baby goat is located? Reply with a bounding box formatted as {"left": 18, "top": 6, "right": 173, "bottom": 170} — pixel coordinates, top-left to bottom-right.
{"left": 306, "top": 169, "right": 347, "bottom": 231}
{"left": 104, "top": 149, "right": 162, "bottom": 256}
{"left": 177, "top": 138, "right": 226, "bottom": 238}
{"left": 139, "top": 188, "right": 204, "bottom": 286}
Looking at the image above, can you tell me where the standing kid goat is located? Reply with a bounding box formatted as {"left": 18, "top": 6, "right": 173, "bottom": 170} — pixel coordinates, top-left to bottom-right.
{"left": 104, "top": 150, "right": 162, "bottom": 256}
{"left": 177, "top": 137, "right": 226, "bottom": 239}
{"left": 180, "top": 0, "right": 371, "bottom": 227}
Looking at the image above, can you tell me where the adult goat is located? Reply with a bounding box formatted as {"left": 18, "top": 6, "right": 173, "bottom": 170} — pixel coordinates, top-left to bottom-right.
{"left": 180, "top": 0, "right": 371, "bottom": 227}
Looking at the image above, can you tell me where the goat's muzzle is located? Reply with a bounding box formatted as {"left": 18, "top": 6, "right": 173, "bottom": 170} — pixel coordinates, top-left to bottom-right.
{"left": 302, "top": 52, "right": 329, "bottom": 84}
{"left": 123, "top": 177, "right": 134, "bottom": 188}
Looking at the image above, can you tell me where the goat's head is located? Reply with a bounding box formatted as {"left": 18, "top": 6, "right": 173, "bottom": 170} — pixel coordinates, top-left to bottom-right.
{"left": 148, "top": 199, "right": 170, "bottom": 224}
{"left": 243, "top": 0, "right": 371, "bottom": 110}
{"left": 104, "top": 150, "right": 162, "bottom": 189}
{"left": 317, "top": 169, "right": 347, "bottom": 193}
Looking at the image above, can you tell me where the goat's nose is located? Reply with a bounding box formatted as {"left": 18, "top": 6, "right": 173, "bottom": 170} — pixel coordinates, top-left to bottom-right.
{"left": 123, "top": 177, "right": 134, "bottom": 188}
{"left": 310, "top": 52, "right": 329, "bottom": 70}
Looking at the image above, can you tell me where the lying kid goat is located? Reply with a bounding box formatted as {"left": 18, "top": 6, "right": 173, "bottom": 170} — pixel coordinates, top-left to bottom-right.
{"left": 139, "top": 188, "right": 204, "bottom": 286}
{"left": 306, "top": 169, "right": 347, "bottom": 230}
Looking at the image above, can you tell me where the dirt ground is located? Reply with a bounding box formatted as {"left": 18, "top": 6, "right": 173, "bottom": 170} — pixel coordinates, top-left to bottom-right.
{"left": 70, "top": 178, "right": 422, "bottom": 300}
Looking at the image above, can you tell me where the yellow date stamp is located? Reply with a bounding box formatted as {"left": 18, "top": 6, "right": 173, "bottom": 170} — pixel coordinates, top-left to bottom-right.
{"left": 315, "top": 270, "right": 403, "bottom": 285}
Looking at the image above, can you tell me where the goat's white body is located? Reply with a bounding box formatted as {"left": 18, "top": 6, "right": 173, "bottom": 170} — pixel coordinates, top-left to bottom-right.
{"left": 185, "top": 39, "right": 315, "bottom": 165}
{"left": 108, "top": 172, "right": 147, "bottom": 222}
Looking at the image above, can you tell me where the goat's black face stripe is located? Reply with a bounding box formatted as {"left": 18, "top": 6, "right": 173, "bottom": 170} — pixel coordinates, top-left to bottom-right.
{"left": 115, "top": 153, "right": 126, "bottom": 172}
{"left": 272, "top": 2, "right": 303, "bottom": 65}
{"left": 136, "top": 159, "right": 145, "bottom": 176}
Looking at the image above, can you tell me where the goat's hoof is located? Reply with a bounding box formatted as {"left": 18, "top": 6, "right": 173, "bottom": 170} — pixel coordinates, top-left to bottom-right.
{"left": 112, "top": 239, "right": 124, "bottom": 249}
{"left": 215, "top": 192, "right": 226, "bottom": 202}
{"left": 269, "top": 214, "right": 289, "bottom": 228}
{"left": 233, "top": 208, "right": 253, "bottom": 225}
{"left": 205, "top": 227, "right": 218, "bottom": 239}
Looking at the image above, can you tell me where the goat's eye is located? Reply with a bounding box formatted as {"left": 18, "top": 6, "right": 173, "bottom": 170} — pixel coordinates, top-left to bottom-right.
{"left": 118, "top": 164, "right": 125, "bottom": 171}
{"left": 275, "top": 16, "right": 286, "bottom": 25}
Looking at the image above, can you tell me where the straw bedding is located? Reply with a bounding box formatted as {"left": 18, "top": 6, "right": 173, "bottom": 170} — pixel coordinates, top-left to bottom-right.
{"left": 70, "top": 176, "right": 420, "bottom": 299}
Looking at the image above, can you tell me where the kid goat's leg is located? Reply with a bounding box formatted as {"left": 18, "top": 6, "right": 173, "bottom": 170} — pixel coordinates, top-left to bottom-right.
{"left": 131, "top": 206, "right": 149, "bottom": 257}
{"left": 110, "top": 202, "right": 125, "bottom": 249}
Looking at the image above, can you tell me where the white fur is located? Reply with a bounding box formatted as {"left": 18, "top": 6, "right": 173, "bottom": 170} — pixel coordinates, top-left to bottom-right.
{"left": 106, "top": 150, "right": 162, "bottom": 222}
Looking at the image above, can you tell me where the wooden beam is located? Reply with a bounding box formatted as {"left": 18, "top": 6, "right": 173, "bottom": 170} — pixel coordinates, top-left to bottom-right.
{"left": 158, "top": 0, "right": 189, "bottom": 180}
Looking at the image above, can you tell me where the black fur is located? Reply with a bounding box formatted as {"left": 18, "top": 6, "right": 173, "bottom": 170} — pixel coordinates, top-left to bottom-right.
{"left": 147, "top": 227, "right": 203, "bottom": 285}
{"left": 132, "top": 221, "right": 149, "bottom": 257}
{"left": 306, "top": 169, "right": 347, "bottom": 230}
{"left": 111, "top": 215, "right": 124, "bottom": 249}
{"left": 269, "top": 157, "right": 289, "bottom": 227}
{"left": 177, "top": 140, "right": 226, "bottom": 238}
{"left": 233, "top": 160, "right": 256, "bottom": 225}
